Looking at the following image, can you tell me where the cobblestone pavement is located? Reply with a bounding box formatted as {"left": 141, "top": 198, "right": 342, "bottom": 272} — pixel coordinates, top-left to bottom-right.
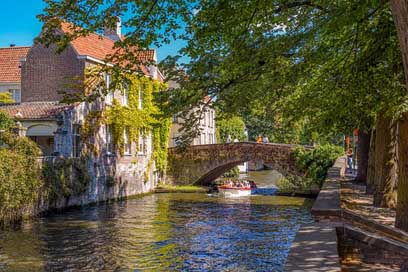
{"left": 340, "top": 174, "right": 403, "bottom": 272}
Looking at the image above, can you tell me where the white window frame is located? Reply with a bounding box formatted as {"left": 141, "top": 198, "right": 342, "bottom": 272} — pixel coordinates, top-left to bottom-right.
{"left": 123, "top": 127, "right": 131, "bottom": 155}
{"left": 138, "top": 128, "right": 145, "bottom": 155}
{"left": 106, "top": 124, "right": 114, "bottom": 154}
{"left": 72, "top": 124, "right": 81, "bottom": 157}
{"left": 138, "top": 84, "right": 143, "bottom": 109}
{"left": 8, "top": 89, "right": 21, "bottom": 103}
{"left": 122, "top": 84, "right": 128, "bottom": 106}
{"left": 105, "top": 73, "right": 113, "bottom": 105}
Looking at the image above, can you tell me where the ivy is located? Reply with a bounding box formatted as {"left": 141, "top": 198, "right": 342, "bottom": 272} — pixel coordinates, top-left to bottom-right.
{"left": 42, "top": 156, "right": 91, "bottom": 202}
{"left": 81, "top": 72, "right": 171, "bottom": 174}
{"left": 0, "top": 133, "right": 42, "bottom": 226}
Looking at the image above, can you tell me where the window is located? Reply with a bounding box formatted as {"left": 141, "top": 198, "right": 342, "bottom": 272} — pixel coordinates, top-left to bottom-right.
{"left": 122, "top": 84, "right": 128, "bottom": 106}
{"left": 138, "top": 84, "right": 143, "bottom": 109}
{"left": 106, "top": 125, "right": 114, "bottom": 153}
{"left": 8, "top": 89, "right": 21, "bottom": 103}
{"left": 124, "top": 127, "right": 131, "bottom": 155}
{"left": 72, "top": 124, "right": 81, "bottom": 157}
{"left": 138, "top": 128, "right": 145, "bottom": 154}
{"left": 105, "top": 73, "right": 113, "bottom": 105}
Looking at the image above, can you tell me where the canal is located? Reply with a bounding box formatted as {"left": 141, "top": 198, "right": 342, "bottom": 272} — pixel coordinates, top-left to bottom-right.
{"left": 0, "top": 171, "right": 313, "bottom": 271}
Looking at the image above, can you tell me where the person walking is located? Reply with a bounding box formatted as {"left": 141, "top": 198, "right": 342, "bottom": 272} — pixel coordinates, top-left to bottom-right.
{"left": 262, "top": 135, "right": 269, "bottom": 144}
{"left": 256, "top": 135, "right": 262, "bottom": 143}
{"left": 346, "top": 147, "right": 354, "bottom": 172}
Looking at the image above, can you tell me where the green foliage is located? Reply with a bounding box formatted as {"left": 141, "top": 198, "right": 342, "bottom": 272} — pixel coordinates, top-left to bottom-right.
{"left": 38, "top": 1, "right": 406, "bottom": 145}
{"left": 216, "top": 115, "right": 246, "bottom": 143}
{"left": 0, "top": 92, "right": 14, "bottom": 104}
{"left": 222, "top": 167, "right": 240, "bottom": 178}
{"left": 0, "top": 112, "right": 14, "bottom": 131}
{"left": 42, "top": 156, "right": 91, "bottom": 202}
{"left": 294, "top": 145, "right": 343, "bottom": 186}
{"left": 0, "top": 134, "right": 42, "bottom": 225}
{"left": 277, "top": 144, "right": 342, "bottom": 193}
{"left": 104, "top": 73, "right": 171, "bottom": 172}
{"left": 276, "top": 176, "right": 316, "bottom": 194}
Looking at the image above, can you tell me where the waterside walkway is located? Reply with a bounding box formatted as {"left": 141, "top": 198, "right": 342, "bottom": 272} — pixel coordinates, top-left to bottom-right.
{"left": 284, "top": 157, "right": 408, "bottom": 271}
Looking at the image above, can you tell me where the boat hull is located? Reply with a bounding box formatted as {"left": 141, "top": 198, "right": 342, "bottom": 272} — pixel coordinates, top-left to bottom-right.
{"left": 217, "top": 187, "right": 252, "bottom": 197}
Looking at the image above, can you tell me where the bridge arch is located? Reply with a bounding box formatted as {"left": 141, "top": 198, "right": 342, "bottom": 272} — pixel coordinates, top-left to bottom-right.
{"left": 167, "top": 142, "right": 304, "bottom": 185}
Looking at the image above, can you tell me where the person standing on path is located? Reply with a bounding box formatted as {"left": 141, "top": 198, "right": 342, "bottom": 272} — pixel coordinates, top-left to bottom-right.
{"left": 262, "top": 135, "right": 269, "bottom": 144}
{"left": 346, "top": 147, "right": 354, "bottom": 172}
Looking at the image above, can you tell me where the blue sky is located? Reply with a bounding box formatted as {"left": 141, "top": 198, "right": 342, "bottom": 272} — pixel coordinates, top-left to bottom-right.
{"left": 0, "top": 0, "right": 184, "bottom": 62}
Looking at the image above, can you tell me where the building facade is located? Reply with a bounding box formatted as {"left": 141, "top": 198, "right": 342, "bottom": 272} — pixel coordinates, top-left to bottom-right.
{"left": 0, "top": 21, "right": 166, "bottom": 208}
{"left": 167, "top": 77, "right": 216, "bottom": 147}
{"left": 0, "top": 46, "right": 30, "bottom": 103}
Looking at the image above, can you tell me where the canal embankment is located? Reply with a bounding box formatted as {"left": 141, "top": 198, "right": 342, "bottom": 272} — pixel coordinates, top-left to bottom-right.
{"left": 284, "top": 156, "right": 408, "bottom": 271}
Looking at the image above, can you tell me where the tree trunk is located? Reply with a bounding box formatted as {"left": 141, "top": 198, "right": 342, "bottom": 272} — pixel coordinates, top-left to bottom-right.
{"left": 396, "top": 114, "right": 408, "bottom": 231}
{"left": 390, "top": 0, "right": 408, "bottom": 232}
{"left": 356, "top": 130, "right": 371, "bottom": 183}
{"left": 373, "top": 114, "right": 397, "bottom": 208}
{"left": 366, "top": 129, "right": 376, "bottom": 194}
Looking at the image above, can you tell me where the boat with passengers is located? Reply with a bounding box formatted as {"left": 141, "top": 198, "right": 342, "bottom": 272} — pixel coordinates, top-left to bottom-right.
{"left": 217, "top": 179, "right": 257, "bottom": 197}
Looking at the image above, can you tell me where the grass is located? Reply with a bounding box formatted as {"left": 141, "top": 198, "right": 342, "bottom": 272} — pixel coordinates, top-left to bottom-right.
{"left": 155, "top": 184, "right": 209, "bottom": 193}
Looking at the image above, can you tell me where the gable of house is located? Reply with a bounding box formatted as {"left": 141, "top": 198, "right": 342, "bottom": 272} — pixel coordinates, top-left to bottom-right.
{"left": 0, "top": 46, "right": 30, "bottom": 103}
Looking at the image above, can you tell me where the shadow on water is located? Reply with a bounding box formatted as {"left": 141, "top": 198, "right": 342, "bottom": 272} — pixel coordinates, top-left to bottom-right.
{"left": 0, "top": 186, "right": 313, "bottom": 271}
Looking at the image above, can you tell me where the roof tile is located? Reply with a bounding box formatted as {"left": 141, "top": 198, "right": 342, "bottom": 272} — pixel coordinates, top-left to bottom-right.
{"left": 0, "top": 46, "right": 30, "bottom": 83}
{"left": 0, "top": 102, "right": 72, "bottom": 119}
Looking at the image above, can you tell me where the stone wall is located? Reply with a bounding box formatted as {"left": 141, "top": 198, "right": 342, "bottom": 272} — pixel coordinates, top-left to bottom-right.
{"left": 41, "top": 103, "right": 158, "bottom": 211}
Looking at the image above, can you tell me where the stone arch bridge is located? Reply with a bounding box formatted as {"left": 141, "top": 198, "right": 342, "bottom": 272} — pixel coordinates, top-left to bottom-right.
{"left": 167, "top": 142, "right": 306, "bottom": 185}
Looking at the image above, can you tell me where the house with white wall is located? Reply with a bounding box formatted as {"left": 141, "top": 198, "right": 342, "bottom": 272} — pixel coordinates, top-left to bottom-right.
{"left": 0, "top": 45, "right": 30, "bottom": 103}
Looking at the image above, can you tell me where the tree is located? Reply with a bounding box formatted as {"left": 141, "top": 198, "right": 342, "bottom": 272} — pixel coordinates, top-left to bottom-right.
{"left": 216, "top": 115, "right": 246, "bottom": 143}
{"left": 366, "top": 129, "right": 376, "bottom": 194}
{"left": 390, "top": 0, "right": 408, "bottom": 231}
{"left": 355, "top": 129, "right": 371, "bottom": 184}
{"left": 37, "top": 0, "right": 408, "bottom": 229}
{"left": 373, "top": 113, "right": 397, "bottom": 208}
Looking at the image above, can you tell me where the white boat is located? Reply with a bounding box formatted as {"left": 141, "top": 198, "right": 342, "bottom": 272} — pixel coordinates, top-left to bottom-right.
{"left": 217, "top": 185, "right": 252, "bottom": 197}
{"left": 217, "top": 180, "right": 257, "bottom": 197}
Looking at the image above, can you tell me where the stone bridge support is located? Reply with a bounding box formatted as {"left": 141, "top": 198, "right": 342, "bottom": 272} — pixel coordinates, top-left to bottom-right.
{"left": 167, "top": 142, "right": 302, "bottom": 185}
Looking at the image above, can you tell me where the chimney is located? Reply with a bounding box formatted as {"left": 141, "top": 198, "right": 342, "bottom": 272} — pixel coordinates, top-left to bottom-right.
{"left": 104, "top": 17, "right": 121, "bottom": 41}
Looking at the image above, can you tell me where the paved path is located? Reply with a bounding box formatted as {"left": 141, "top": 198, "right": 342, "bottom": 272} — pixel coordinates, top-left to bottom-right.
{"left": 284, "top": 223, "right": 341, "bottom": 272}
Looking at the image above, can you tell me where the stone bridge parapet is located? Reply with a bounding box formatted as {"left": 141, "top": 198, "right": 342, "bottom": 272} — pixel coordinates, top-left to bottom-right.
{"left": 167, "top": 142, "right": 304, "bottom": 185}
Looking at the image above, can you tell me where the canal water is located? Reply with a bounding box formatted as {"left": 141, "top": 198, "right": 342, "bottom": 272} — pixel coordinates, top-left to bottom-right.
{"left": 0, "top": 171, "right": 313, "bottom": 272}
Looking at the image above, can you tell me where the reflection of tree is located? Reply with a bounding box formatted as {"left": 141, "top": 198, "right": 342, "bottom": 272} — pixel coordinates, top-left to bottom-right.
{"left": 0, "top": 224, "right": 45, "bottom": 271}
{"left": 0, "top": 193, "right": 314, "bottom": 271}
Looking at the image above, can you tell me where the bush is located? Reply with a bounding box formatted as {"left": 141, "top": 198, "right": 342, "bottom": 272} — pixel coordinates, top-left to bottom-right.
{"left": 0, "top": 111, "right": 14, "bottom": 131}
{"left": 0, "top": 136, "right": 42, "bottom": 225}
{"left": 277, "top": 144, "right": 343, "bottom": 193}
{"left": 293, "top": 144, "right": 343, "bottom": 186}
{"left": 276, "top": 176, "right": 315, "bottom": 194}
{"left": 223, "top": 166, "right": 240, "bottom": 178}
{"left": 42, "top": 156, "right": 91, "bottom": 202}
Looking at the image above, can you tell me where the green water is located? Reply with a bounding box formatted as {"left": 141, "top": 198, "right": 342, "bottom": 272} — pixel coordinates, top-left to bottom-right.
{"left": 0, "top": 172, "right": 313, "bottom": 272}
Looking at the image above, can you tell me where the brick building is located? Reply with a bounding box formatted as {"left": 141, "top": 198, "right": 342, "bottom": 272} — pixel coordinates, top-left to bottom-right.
{"left": 0, "top": 20, "right": 165, "bottom": 206}
{"left": 0, "top": 45, "right": 30, "bottom": 103}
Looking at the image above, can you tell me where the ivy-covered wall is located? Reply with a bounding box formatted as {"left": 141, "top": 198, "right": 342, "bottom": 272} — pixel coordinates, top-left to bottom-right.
{"left": 42, "top": 70, "right": 171, "bottom": 208}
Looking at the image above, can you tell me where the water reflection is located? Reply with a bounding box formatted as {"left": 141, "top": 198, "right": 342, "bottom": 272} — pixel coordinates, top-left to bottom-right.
{"left": 0, "top": 193, "right": 312, "bottom": 271}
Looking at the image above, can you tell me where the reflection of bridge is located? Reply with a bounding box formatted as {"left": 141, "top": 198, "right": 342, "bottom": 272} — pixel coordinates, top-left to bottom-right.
{"left": 167, "top": 142, "right": 304, "bottom": 185}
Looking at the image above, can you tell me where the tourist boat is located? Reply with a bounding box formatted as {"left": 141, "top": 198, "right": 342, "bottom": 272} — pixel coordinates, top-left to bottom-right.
{"left": 217, "top": 180, "right": 257, "bottom": 197}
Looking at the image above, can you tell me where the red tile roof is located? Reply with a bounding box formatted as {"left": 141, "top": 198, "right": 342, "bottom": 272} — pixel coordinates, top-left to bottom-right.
{"left": 59, "top": 22, "right": 156, "bottom": 76}
{"left": 0, "top": 46, "right": 30, "bottom": 83}
{"left": 0, "top": 102, "right": 72, "bottom": 119}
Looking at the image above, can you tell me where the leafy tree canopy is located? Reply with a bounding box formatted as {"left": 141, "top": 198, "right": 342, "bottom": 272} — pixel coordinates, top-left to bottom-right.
{"left": 38, "top": 0, "right": 406, "bottom": 144}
